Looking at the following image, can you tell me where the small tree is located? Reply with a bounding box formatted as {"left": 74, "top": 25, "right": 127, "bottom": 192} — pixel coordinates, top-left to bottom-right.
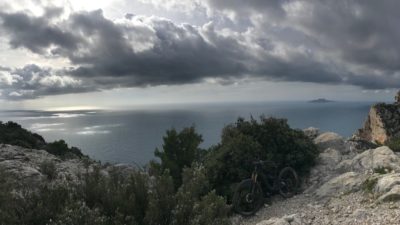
{"left": 154, "top": 126, "right": 203, "bottom": 188}
{"left": 206, "top": 116, "right": 318, "bottom": 198}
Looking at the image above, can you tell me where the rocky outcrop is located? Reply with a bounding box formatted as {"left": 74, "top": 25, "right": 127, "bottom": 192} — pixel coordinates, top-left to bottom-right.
{"left": 355, "top": 93, "right": 400, "bottom": 144}
{"left": 314, "top": 172, "right": 366, "bottom": 199}
{"left": 314, "top": 132, "right": 345, "bottom": 152}
{"left": 0, "top": 144, "right": 89, "bottom": 184}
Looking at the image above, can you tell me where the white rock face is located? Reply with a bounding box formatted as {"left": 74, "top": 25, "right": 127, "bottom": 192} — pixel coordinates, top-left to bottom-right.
{"left": 378, "top": 185, "right": 400, "bottom": 202}
{"left": 315, "top": 172, "right": 365, "bottom": 199}
{"left": 375, "top": 173, "right": 400, "bottom": 193}
{"left": 349, "top": 146, "right": 400, "bottom": 172}
{"left": 318, "top": 148, "right": 342, "bottom": 168}
{"left": 314, "top": 132, "right": 345, "bottom": 153}
{"left": 303, "top": 127, "right": 320, "bottom": 140}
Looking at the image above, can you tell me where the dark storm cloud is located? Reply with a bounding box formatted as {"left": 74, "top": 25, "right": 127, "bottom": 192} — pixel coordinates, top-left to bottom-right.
{"left": 204, "top": 0, "right": 400, "bottom": 85}
{"left": 1, "top": 0, "right": 400, "bottom": 100}
{"left": 0, "top": 9, "right": 80, "bottom": 54}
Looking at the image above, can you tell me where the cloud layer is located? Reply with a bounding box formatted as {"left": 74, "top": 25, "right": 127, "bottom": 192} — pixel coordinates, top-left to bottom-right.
{"left": 0, "top": 0, "right": 400, "bottom": 100}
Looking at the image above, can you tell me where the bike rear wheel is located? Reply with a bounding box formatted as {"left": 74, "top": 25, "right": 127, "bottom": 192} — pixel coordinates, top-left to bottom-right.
{"left": 233, "top": 179, "right": 264, "bottom": 216}
{"left": 278, "top": 167, "right": 299, "bottom": 198}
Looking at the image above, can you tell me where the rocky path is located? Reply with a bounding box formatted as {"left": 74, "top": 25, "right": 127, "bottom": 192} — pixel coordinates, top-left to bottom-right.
{"left": 231, "top": 128, "right": 400, "bottom": 225}
{"left": 233, "top": 191, "right": 400, "bottom": 225}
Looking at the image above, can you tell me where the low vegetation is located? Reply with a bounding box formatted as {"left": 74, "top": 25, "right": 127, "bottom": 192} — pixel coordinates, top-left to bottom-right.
{"left": 362, "top": 177, "right": 378, "bottom": 194}
{"left": 387, "top": 136, "right": 400, "bottom": 152}
{"left": 0, "top": 121, "right": 84, "bottom": 158}
{"left": 0, "top": 116, "right": 318, "bottom": 224}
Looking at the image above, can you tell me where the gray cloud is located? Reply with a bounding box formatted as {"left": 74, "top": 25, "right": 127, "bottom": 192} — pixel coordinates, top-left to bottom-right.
{"left": 0, "top": 64, "right": 93, "bottom": 100}
{"left": 0, "top": 8, "right": 80, "bottom": 54}
{"left": 1, "top": 1, "right": 400, "bottom": 100}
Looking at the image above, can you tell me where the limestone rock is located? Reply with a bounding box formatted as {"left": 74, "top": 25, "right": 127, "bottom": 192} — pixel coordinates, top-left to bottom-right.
{"left": 255, "top": 214, "right": 302, "bottom": 225}
{"left": 0, "top": 144, "right": 89, "bottom": 184}
{"left": 355, "top": 102, "right": 400, "bottom": 144}
{"left": 314, "top": 132, "right": 345, "bottom": 152}
{"left": 315, "top": 172, "right": 365, "bottom": 199}
{"left": 319, "top": 148, "right": 342, "bottom": 168}
{"left": 375, "top": 173, "right": 400, "bottom": 194}
{"left": 378, "top": 185, "right": 400, "bottom": 202}
{"left": 303, "top": 127, "right": 320, "bottom": 140}
{"left": 256, "top": 218, "right": 289, "bottom": 225}
{"left": 349, "top": 146, "right": 400, "bottom": 173}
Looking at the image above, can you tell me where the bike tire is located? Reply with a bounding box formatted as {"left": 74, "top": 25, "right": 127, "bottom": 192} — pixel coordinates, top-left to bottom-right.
{"left": 233, "top": 179, "right": 264, "bottom": 216}
{"left": 278, "top": 167, "right": 299, "bottom": 198}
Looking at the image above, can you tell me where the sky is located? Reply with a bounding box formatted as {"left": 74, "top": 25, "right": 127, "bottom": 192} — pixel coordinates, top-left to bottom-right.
{"left": 0, "top": 0, "right": 399, "bottom": 110}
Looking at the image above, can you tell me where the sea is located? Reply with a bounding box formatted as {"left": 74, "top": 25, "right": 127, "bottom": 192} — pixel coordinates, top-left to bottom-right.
{"left": 0, "top": 101, "right": 376, "bottom": 165}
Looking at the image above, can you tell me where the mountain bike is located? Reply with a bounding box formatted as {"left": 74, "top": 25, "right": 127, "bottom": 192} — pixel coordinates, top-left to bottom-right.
{"left": 232, "top": 160, "right": 299, "bottom": 216}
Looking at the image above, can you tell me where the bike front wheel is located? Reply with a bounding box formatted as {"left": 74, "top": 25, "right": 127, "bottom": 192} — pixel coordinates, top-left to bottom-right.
{"left": 233, "top": 179, "right": 264, "bottom": 216}
{"left": 278, "top": 167, "right": 299, "bottom": 198}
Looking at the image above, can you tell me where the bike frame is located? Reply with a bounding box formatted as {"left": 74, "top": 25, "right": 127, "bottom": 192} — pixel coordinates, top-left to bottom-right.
{"left": 251, "top": 161, "right": 280, "bottom": 195}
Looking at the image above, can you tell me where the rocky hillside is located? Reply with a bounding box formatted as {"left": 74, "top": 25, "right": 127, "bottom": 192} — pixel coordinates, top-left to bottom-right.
{"left": 0, "top": 143, "right": 135, "bottom": 186}
{"left": 233, "top": 128, "right": 400, "bottom": 225}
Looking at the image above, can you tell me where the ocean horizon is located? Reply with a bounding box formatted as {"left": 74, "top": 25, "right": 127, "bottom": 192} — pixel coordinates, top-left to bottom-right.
{"left": 0, "top": 101, "right": 377, "bottom": 165}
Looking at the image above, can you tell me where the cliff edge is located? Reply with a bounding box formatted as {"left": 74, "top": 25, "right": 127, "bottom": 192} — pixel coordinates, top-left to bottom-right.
{"left": 355, "top": 91, "right": 400, "bottom": 144}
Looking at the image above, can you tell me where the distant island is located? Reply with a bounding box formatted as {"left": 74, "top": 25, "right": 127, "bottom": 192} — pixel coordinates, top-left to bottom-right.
{"left": 308, "top": 98, "right": 335, "bottom": 103}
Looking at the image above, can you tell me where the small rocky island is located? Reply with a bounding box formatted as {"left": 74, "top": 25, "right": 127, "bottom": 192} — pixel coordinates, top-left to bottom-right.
{"left": 308, "top": 98, "right": 335, "bottom": 103}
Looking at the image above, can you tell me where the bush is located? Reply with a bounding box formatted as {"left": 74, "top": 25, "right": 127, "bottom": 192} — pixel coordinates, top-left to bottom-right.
{"left": 45, "top": 140, "right": 84, "bottom": 158}
{"left": 0, "top": 121, "right": 46, "bottom": 149}
{"left": 205, "top": 116, "right": 318, "bottom": 198}
{"left": 145, "top": 171, "right": 175, "bottom": 225}
{"left": 387, "top": 136, "right": 400, "bottom": 152}
{"left": 171, "top": 164, "right": 229, "bottom": 225}
{"left": 0, "top": 167, "right": 18, "bottom": 225}
{"left": 0, "top": 121, "right": 84, "bottom": 158}
{"left": 79, "top": 166, "right": 149, "bottom": 225}
{"left": 362, "top": 177, "right": 378, "bottom": 194}
{"left": 154, "top": 126, "right": 204, "bottom": 188}
{"left": 190, "top": 191, "right": 230, "bottom": 225}
{"left": 16, "top": 184, "right": 70, "bottom": 225}
{"left": 49, "top": 201, "right": 107, "bottom": 225}
{"left": 39, "top": 160, "right": 57, "bottom": 180}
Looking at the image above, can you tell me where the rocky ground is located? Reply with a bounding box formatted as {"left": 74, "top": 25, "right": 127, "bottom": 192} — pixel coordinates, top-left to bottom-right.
{"left": 232, "top": 128, "right": 400, "bottom": 225}
{"left": 0, "top": 143, "right": 136, "bottom": 186}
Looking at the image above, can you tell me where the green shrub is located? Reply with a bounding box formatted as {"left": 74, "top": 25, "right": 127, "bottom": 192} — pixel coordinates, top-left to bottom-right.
{"left": 373, "top": 166, "right": 392, "bottom": 174}
{"left": 154, "top": 126, "right": 204, "bottom": 188}
{"left": 362, "top": 177, "right": 378, "bottom": 194}
{"left": 16, "top": 184, "right": 70, "bottom": 225}
{"left": 40, "top": 160, "right": 57, "bottom": 180}
{"left": 79, "top": 166, "right": 149, "bottom": 225}
{"left": 49, "top": 201, "right": 108, "bottom": 225}
{"left": 0, "top": 121, "right": 46, "bottom": 149}
{"left": 190, "top": 191, "right": 230, "bottom": 225}
{"left": 205, "top": 116, "right": 318, "bottom": 198}
{"left": 0, "top": 167, "right": 18, "bottom": 225}
{"left": 45, "top": 140, "right": 84, "bottom": 158}
{"left": 171, "top": 164, "right": 229, "bottom": 225}
{"left": 387, "top": 136, "right": 400, "bottom": 152}
{"left": 145, "top": 170, "right": 175, "bottom": 225}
